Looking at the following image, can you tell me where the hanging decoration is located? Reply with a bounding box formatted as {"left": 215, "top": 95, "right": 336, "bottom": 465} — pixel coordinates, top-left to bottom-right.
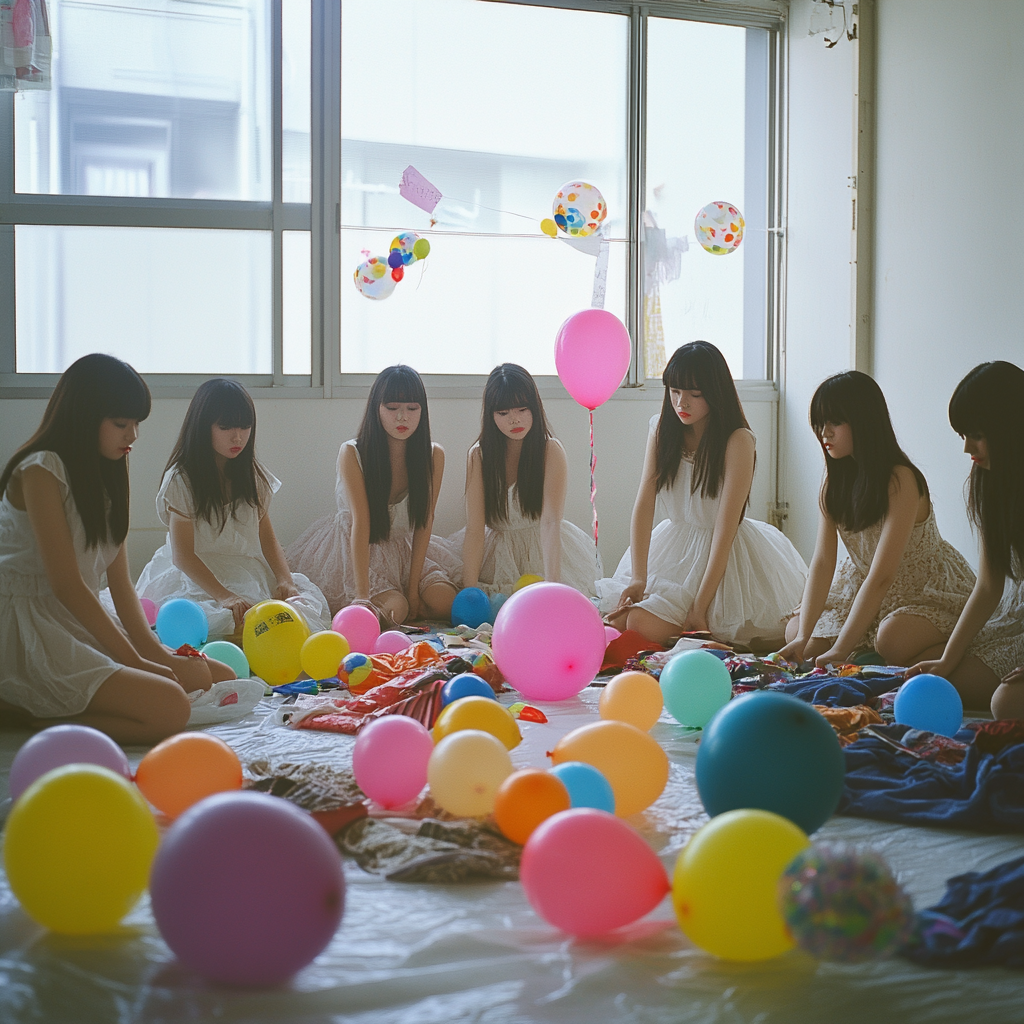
{"left": 694, "top": 201, "right": 745, "bottom": 255}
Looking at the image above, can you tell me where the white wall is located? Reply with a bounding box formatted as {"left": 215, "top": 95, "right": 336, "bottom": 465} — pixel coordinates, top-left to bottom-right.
{"left": 872, "top": 0, "right": 1024, "bottom": 569}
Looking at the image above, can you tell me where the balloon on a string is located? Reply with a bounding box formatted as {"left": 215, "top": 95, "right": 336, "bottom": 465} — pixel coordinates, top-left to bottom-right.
{"left": 552, "top": 182, "right": 607, "bottom": 238}
{"left": 353, "top": 256, "right": 396, "bottom": 300}
{"left": 694, "top": 201, "right": 744, "bottom": 255}
{"left": 390, "top": 231, "right": 429, "bottom": 267}
{"left": 554, "top": 309, "right": 631, "bottom": 411}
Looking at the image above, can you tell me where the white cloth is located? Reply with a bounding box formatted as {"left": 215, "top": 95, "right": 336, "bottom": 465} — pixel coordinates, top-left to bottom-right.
{"left": 596, "top": 418, "right": 808, "bottom": 643}
{"left": 443, "top": 485, "right": 601, "bottom": 598}
{"left": 285, "top": 441, "right": 460, "bottom": 616}
{"left": 0, "top": 451, "right": 122, "bottom": 717}
{"left": 134, "top": 468, "right": 330, "bottom": 637}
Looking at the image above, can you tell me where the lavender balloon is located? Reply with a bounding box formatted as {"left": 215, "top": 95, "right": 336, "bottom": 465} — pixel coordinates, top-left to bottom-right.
{"left": 150, "top": 792, "right": 344, "bottom": 987}
{"left": 10, "top": 725, "right": 130, "bottom": 803}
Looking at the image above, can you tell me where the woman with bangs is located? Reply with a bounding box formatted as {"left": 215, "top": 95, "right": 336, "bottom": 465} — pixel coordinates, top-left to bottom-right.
{"left": 449, "top": 362, "right": 600, "bottom": 598}
{"left": 780, "top": 370, "right": 989, "bottom": 684}
{"left": 907, "top": 362, "right": 1024, "bottom": 717}
{"left": 134, "top": 378, "right": 330, "bottom": 637}
{"left": 0, "top": 354, "right": 216, "bottom": 743}
{"left": 599, "top": 341, "right": 807, "bottom": 647}
{"left": 287, "top": 364, "right": 459, "bottom": 624}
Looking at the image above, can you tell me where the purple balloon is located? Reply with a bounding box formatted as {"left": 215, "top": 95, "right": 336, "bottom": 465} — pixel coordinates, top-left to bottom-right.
{"left": 387, "top": 250, "right": 404, "bottom": 269}
{"left": 10, "top": 725, "right": 131, "bottom": 803}
{"left": 150, "top": 792, "right": 344, "bottom": 986}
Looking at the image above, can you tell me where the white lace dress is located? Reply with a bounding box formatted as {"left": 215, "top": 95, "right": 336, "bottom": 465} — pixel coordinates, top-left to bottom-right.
{"left": 285, "top": 441, "right": 461, "bottom": 615}
{"left": 596, "top": 423, "right": 808, "bottom": 644}
{"left": 444, "top": 485, "right": 601, "bottom": 598}
{"left": 0, "top": 451, "right": 123, "bottom": 717}
{"left": 133, "top": 468, "right": 330, "bottom": 637}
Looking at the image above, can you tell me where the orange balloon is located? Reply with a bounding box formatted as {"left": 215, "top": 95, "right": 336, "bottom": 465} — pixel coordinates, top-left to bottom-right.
{"left": 599, "top": 671, "right": 664, "bottom": 731}
{"left": 549, "top": 720, "right": 669, "bottom": 817}
{"left": 134, "top": 733, "right": 242, "bottom": 818}
{"left": 493, "top": 769, "right": 571, "bottom": 845}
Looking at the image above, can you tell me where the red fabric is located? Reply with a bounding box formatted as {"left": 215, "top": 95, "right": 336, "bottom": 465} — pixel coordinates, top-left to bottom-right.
{"left": 297, "top": 670, "right": 447, "bottom": 734}
{"left": 347, "top": 640, "right": 442, "bottom": 694}
{"left": 967, "top": 719, "right": 1024, "bottom": 755}
{"left": 600, "top": 630, "right": 666, "bottom": 673}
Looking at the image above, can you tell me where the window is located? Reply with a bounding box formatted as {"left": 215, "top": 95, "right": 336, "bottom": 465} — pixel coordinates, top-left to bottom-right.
{"left": 1, "top": 1, "right": 783, "bottom": 392}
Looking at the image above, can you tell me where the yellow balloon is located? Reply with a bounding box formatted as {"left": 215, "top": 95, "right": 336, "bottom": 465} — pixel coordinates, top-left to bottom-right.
{"left": 432, "top": 695, "right": 521, "bottom": 750}
{"left": 513, "top": 574, "right": 544, "bottom": 592}
{"left": 427, "top": 730, "right": 514, "bottom": 817}
{"left": 673, "top": 809, "right": 810, "bottom": 961}
{"left": 242, "top": 599, "right": 311, "bottom": 684}
{"left": 599, "top": 671, "right": 664, "bottom": 732}
{"left": 4, "top": 765, "right": 158, "bottom": 934}
{"left": 549, "top": 720, "right": 668, "bottom": 817}
{"left": 301, "top": 629, "right": 350, "bottom": 680}
{"left": 540, "top": 218, "right": 558, "bottom": 238}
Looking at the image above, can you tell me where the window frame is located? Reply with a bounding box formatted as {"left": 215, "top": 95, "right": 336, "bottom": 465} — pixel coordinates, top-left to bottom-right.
{"left": 0, "top": 0, "right": 786, "bottom": 399}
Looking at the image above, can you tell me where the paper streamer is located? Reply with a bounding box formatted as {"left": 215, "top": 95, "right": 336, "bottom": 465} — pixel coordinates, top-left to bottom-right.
{"left": 589, "top": 410, "right": 600, "bottom": 572}
{"left": 591, "top": 239, "right": 610, "bottom": 309}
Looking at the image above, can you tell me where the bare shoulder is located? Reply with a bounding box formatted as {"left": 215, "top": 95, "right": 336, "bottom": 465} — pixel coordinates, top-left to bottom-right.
{"left": 727, "top": 426, "right": 757, "bottom": 453}
{"left": 432, "top": 442, "right": 446, "bottom": 469}
{"left": 544, "top": 436, "right": 567, "bottom": 464}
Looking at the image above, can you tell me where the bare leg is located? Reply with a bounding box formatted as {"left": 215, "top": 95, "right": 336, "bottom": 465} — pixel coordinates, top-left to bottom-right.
{"left": 991, "top": 679, "right": 1024, "bottom": 719}
{"left": 910, "top": 639, "right": 1001, "bottom": 713}
{"left": 624, "top": 606, "right": 681, "bottom": 647}
{"left": 875, "top": 613, "right": 948, "bottom": 667}
{"left": 372, "top": 590, "right": 409, "bottom": 629}
{"left": 604, "top": 605, "right": 630, "bottom": 631}
{"left": 420, "top": 582, "right": 457, "bottom": 622}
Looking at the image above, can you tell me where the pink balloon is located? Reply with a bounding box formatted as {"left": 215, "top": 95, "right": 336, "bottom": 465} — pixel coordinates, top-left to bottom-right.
{"left": 604, "top": 625, "right": 621, "bottom": 645}
{"left": 332, "top": 604, "right": 380, "bottom": 654}
{"left": 352, "top": 716, "right": 434, "bottom": 808}
{"left": 150, "top": 792, "right": 344, "bottom": 986}
{"left": 554, "top": 309, "right": 631, "bottom": 410}
{"left": 10, "top": 724, "right": 131, "bottom": 802}
{"left": 491, "top": 582, "right": 605, "bottom": 701}
{"left": 521, "top": 808, "right": 670, "bottom": 936}
{"left": 374, "top": 629, "right": 413, "bottom": 655}
{"left": 140, "top": 597, "right": 158, "bottom": 627}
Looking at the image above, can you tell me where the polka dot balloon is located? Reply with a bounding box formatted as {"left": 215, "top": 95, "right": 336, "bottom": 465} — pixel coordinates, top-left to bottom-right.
{"left": 353, "top": 256, "right": 396, "bottom": 300}
{"left": 552, "top": 182, "right": 607, "bottom": 238}
{"left": 694, "top": 201, "right": 744, "bottom": 255}
{"left": 389, "top": 231, "right": 430, "bottom": 267}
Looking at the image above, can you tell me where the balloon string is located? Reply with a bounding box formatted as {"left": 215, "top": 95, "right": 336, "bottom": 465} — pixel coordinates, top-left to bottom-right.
{"left": 590, "top": 409, "right": 600, "bottom": 573}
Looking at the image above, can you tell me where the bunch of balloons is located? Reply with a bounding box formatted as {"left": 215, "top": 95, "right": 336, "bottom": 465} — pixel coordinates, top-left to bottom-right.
{"left": 353, "top": 232, "right": 431, "bottom": 300}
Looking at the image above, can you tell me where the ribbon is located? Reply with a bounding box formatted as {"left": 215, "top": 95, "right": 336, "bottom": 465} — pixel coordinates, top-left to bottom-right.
{"left": 589, "top": 409, "right": 600, "bottom": 573}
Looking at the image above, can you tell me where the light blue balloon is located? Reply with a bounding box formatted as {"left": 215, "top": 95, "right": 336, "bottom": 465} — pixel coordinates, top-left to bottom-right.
{"left": 489, "top": 592, "right": 509, "bottom": 622}
{"left": 550, "top": 761, "right": 615, "bottom": 813}
{"left": 893, "top": 674, "right": 963, "bottom": 737}
{"left": 155, "top": 598, "right": 208, "bottom": 649}
{"left": 200, "top": 640, "right": 250, "bottom": 678}
{"left": 659, "top": 649, "right": 732, "bottom": 727}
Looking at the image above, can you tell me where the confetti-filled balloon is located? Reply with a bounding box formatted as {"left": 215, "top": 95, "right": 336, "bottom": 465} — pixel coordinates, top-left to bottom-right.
{"left": 552, "top": 182, "right": 607, "bottom": 238}
{"left": 694, "top": 201, "right": 744, "bottom": 255}
{"left": 390, "top": 231, "right": 429, "bottom": 267}
{"left": 353, "top": 256, "right": 396, "bottom": 300}
{"left": 778, "top": 843, "right": 915, "bottom": 963}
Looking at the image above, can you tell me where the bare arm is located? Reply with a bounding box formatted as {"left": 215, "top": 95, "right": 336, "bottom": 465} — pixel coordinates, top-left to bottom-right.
{"left": 22, "top": 466, "right": 175, "bottom": 681}
{"left": 339, "top": 443, "right": 372, "bottom": 601}
{"left": 684, "top": 429, "right": 756, "bottom": 633}
{"left": 258, "top": 512, "right": 299, "bottom": 600}
{"left": 540, "top": 439, "right": 568, "bottom": 583}
{"left": 461, "top": 446, "right": 486, "bottom": 589}
{"left": 407, "top": 444, "right": 446, "bottom": 618}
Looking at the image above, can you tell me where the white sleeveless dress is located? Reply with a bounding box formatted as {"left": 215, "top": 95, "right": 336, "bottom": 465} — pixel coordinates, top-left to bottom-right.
{"left": 597, "top": 421, "right": 808, "bottom": 643}
{"left": 445, "top": 484, "right": 601, "bottom": 598}
{"left": 285, "top": 441, "right": 461, "bottom": 615}
{"left": 133, "top": 468, "right": 330, "bottom": 637}
{"left": 0, "top": 451, "right": 123, "bottom": 717}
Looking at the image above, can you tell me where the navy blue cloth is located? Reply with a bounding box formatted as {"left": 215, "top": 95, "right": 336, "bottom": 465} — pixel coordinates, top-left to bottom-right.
{"left": 839, "top": 729, "right": 1024, "bottom": 831}
{"left": 903, "top": 855, "right": 1024, "bottom": 968}
{"left": 767, "top": 672, "right": 903, "bottom": 708}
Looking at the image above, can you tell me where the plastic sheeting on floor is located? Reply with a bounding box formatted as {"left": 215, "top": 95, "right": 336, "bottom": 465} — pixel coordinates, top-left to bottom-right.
{"left": 1, "top": 688, "right": 1023, "bottom": 1024}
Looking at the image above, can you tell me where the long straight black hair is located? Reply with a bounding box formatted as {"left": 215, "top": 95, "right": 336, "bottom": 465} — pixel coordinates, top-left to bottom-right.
{"left": 164, "top": 378, "right": 269, "bottom": 532}
{"left": 655, "top": 341, "right": 752, "bottom": 500}
{"left": 0, "top": 353, "right": 151, "bottom": 548}
{"left": 810, "top": 370, "right": 928, "bottom": 532}
{"left": 948, "top": 361, "right": 1024, "bottom": 581}
{"left": 357, "top": 365, "right": 432, "bottom": 544}
{"left": 478, "top": 363, "right": 551, "bottom": 525}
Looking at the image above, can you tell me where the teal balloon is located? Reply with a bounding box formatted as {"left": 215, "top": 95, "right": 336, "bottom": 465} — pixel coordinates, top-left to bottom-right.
{"left": 659, "top": 649, "right": 732, "bottom": 727}
{"left": 200, "top": 641, "right": 250, "bottom": 679}
{"left": 489, "top": 593, "right": 509, "bottom": 622}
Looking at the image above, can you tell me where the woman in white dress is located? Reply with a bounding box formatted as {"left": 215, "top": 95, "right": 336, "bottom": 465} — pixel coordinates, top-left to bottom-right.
{"left": 286, "top": 365, "right": 459, "bottom": 624}
{"left": 134, "top": 378, "right": 330, "bottom": 638}
{"left": 0, "top": 354, "right": 232, "bottom": 743}
{"left": 450, "top": 362, "right": 600, "bottom": 598}
{"left": 599, "top": 342, "right": 807, "bottom": 647}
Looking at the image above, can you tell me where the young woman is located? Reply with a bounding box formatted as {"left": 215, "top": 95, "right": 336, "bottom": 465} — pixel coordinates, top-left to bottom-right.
{"left": 780, "top": 370, "right": 986, "bottom": 685}
{"left": 287, "top": 364, "right": 459, "bottom": 624}
{"left": 907, "top": 362, "right": 1024, "bottom": 716}
{"left": 452, "top": 363, "right": 599, "bottom": 597}
{"left": 0, "top": 354, "right": 232, "bottom": 744}
{"left": 599, "top": 342, "right": 807, "bottom": 647}
{"left": 133, "top": 378, "right": 330, "bottom": 637}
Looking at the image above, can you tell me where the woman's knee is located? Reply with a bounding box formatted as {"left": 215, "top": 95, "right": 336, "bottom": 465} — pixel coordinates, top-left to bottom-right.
{"left": 153, "top": 683, "right": 192, "bottom": 736}
{"left": 784, "top": 614, "right": 800, "bottom": 643}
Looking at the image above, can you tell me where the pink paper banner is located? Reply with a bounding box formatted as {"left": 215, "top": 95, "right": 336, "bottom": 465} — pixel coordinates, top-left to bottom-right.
{"left": 399, "top": 165, "right": 442, "bottom": 215}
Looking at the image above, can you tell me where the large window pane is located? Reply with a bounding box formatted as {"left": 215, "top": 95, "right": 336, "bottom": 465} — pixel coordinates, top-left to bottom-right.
{"left": 14, "top": 0, "right": 272, "bottom": 201}
{"left": 283, "top": 230, "right": 311, "bottom": 375}
{"left": 339, "top": 0, "right": 627, "bottom": 376}
{"left": 645, "top": 19, "right": 769, "bottom": 380}
{"left": 15, "top": 225, "right": 271, "bottom": 374}
{"left": 282, "top": 0, "right": 311, "bottom": 203}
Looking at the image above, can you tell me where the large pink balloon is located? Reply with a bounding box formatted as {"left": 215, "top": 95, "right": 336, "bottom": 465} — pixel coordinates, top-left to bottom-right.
{"left": 554, "top": 309, "right": 631, "bottom": 410}
{"left": 491, "top": 582, "right": 605, "bottom": 701}
{"left": 150, "top": 792, "right": 344, "bottom": 987}
{"left": 352, "top": 716, "right": 433, "bottom": 808}
{"left": 332, "top": 604, "right": 380, "bottom": 654}
{"left": 521, "top": 808, "right": 670, "bottom": 936}
{"left": 9, "top": 724, "right": 130, "bottom": 802}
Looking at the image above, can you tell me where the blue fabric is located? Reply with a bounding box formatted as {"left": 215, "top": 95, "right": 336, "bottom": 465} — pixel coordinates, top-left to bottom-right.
{"left": 766, "top": 672, "right": 903, "bottom": 708}
{"left": 839, "top": 729, "right": 1024, "bottom": 831}
{"left": 903, "top": 855, "right": 1024, "bottom": 968}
